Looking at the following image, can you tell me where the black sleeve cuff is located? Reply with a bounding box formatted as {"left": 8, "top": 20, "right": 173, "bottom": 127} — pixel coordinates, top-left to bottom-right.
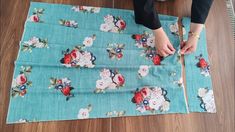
{"left": 133, "top": 0, "right": 161, "bottom": 30}
{"left": 191, "top": 0, "right": 214, "bottom": 24}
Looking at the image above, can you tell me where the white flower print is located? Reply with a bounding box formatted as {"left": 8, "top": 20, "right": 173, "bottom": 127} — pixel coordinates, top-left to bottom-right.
{"left": 100, "top": 23, "right": 110, "bottom": 32}
{"left": 96, "top": 80, "right": 107, "bottom": 90}
{"left": 78, "top": 108, "right": 89, "bottom": 119}
{"left": 17, "top": 119, "right": 28, "bottom": 123}
{"left": 198, "top": 88, "right": 216, "bottom": 113}
{"left": 100, "top": 14, "right": 126, "bottom": 33}
{"left": 173, "top": 77, "right": 184, "bottom": 87}
{"left": 59, "top": 19, "right": 78, "bottom": 28}
{"left": 83, "top": 35, "right": 96, "bottom": 47}
{"left": 104, "top": 14, "right": 114, "bottom": 24}
{"left": 22, "top": 37, "right": 48, "bottom": 52}
{"left": 100, "top": 68, "right": 111, "bottom": 79}
{"left": 201, "top": 68, "right": 210, "bottom": 77}
{"left": 161, "top": 101, "right": 170, "bottom": 111}
{"left": 198, "top": 88, "right": 208, "bottom": 97}
{"left": 136, "top": 105, "right": 146, "bottom": 113}
{"left": 150, "top": 87, "right": 163, "bottom": 98}
{"left": 149, "top": 95, "right": 165, "bottom": 110}
{"left": 72, "top": 6, "right": 100, "bottom": 13}
{"left": 132, "top": 87, "right": 170, "bottom": 113}
{"left": 110, "top": 26, "right": 119, "bottom": 33}
{"left": 60, "top": 41, "right": 96, "bottom": 68}
{"left": 83, "top": 37, "right": 93, "bottom": 47}
{"left": 77, "top": 105, "right": 92, "bottom": 119}
{"left": 71, "top": 6, "right": 80, "bottom": 12}
{"left": 170, "top": 22, "right": 179, "bottom": 35}
{"left": 106, "top": 110, "right": 126, "bottom": 117}
{"left": 92, "top": 7, "right": 101, "bottom": 13}
{"left": 95, "top": 69, "right": 125, "bottom": 93}
{"left": 146, "top": 35, "right": 155, "bottom": 47}
{"left": 138, "top": 65, "right": 150, "bottom": 78}
{"left": 96, "top": 78, "right": 113, "bottom": 90}
{"left": 25, "top": 37, "right": 39, "bottom": 45}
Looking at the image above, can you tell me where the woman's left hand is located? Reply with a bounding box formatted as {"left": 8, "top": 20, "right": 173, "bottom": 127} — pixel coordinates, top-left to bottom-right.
{"left": 181, "top": 23, "right": 203, "bottom": 55}
{"left": 180, "top": 35, "right": 199, "bottom": 54}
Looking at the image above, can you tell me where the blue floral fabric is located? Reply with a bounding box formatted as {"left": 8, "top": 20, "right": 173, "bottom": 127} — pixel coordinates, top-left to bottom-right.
{"left": 6, "top": 2, "right": 214, "bottom": 124}
{"left": 182, "top": 18, "right": 216, "bottom": 113}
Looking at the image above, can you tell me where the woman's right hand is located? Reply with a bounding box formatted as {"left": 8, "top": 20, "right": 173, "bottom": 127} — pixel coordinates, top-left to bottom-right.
{"left": 153, "top": 27, "right": 175, "bottom": 57}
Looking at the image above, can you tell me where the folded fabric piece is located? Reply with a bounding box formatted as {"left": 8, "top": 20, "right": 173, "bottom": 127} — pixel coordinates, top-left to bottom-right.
{"left": 182, "top": 17, "right": 216, "bottom": 113}
{"left": 7, "top": 2, "right": 215, "bottom": 124}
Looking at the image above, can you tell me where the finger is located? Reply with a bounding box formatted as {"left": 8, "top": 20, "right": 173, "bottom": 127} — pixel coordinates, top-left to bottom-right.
{"left": 181, "top": 43, "right": 191, "bottom": 54}
{"left": 164, "top": 47, "right": 174, "bottom": 55}
{"left": 185, "top": 47, "right": 196, "bottom": 54}
{"left": 159, "top": 51, "right": 168, "bottom": 57}
{"left": 184, "top": 48, "right": 193, "bottom": 54}
{"left": 167, "top": 43, "right": 175, "bottom": 51}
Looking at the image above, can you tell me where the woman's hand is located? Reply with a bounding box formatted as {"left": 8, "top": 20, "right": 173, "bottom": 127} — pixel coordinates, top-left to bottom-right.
{"left": 181, "top": 23, "right": 203, "bottom": 54}
{"left": 153, "top": 27, "right": 175, "bottom": 57}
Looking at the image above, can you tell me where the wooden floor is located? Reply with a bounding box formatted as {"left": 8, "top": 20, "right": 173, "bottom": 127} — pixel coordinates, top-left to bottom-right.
{"left": 0, "top": 0, "right": 234, "bottom": 132}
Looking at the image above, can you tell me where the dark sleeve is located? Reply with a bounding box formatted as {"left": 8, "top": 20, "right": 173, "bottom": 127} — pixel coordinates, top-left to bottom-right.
{"left": 133, "top": 0, "right": 161, "bottom": 30}
{"left": 191, "top": 0, "right": 214, "bottom": 24}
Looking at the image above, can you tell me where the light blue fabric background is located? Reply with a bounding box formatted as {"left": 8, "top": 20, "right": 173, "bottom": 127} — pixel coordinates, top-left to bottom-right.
{"left": 7, "top": 2, "right": 192, "bottom": 124}
{"left": 182, "top": 17, "right": 215, "bottom": 112}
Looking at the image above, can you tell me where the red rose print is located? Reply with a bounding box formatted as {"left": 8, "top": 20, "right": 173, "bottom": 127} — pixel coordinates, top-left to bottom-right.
{"left": 145, "top": 105, "right": 151, "bottom": 110}
{"left": 20, "top": 75, "right": 27, "bottom": 84}
{"left": 64, "top": 54, "right": 72, "bottom": 64}
{"left": 57, "top": 79, "right": 62, "bottom": 84}
{"left": 132, "top": 34, "right": 142, "bottom": 41}
{"left": 118, "top": 74, "right": 125, "bottom": 85}
{"left": 120, "top": 20, "right": 126, "bottom": 29}
{"left": 140, "top": 88, "right": 148, "bottom": 96}
{"left": 61, "top": 86, "right": 72, "bottom": 96}
{"left": 152, "top": 55, "right": 162, "bottom": 65}
{"left": 49, "top": 77, "right": 74, "bottom": 101}
{"left": 135, "top": 34, "right": 142, "bottom": 41}
{"left": 71, "top": 49, "right": 78, "bottom": 59}
{"left": 28, "top": 8, "right": 44, "bottom": 23}
{"left": 65, "top": 21, "right": 70, "bottom": 26}
{"left": 195, "top": 54, "right": 210, "bottom": 76}
{"left": 117, "top": 53, "right": 123, "bottom": 59}
{"left": 20, "top": 89, "right": 27, "bottom": 96}
{"left": 199, "top": 58, "right": 208, "bottom": 68}
{"left": 16, "top": 74, "right": 27, "bottom": 85}
{"left": 33, "top": 15, "right": 39, "bottom": 22}
{"left": 133, "top": 92, "right": 143, "bottom": 104}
